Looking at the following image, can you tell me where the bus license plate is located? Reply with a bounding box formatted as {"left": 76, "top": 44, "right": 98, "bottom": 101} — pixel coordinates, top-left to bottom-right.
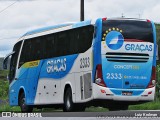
{"left": 122, "top": 91, "right": 132, "bottom": 96}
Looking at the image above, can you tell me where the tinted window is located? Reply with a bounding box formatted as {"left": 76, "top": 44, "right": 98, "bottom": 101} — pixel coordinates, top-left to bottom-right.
{"left": 19, "top": 39, "right": 31, "bottom": 66}
{"left": 9, "top": 41, "right": 22, "bottom": 83}
{"left": 19, "top": 25, "right": 94, "bottom": 67}
{"left": 44, "top": 34, "right": 57, "bottom": 58}
{"left": 102, "top": 20, "right": 153, "bottom": 42}
{"left": 74, "top": 25, "right": 94, "bottom": 53}
{"left": 31, "top": 37, "right": 44, "bottom": 60}
{"left": 44, "top": 25, "right": 94, "bottom": 57}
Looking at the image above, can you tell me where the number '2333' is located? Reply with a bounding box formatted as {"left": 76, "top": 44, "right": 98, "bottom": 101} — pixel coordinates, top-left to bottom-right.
{"left": 80, "top": 57, "right": 90, "bottom": 68}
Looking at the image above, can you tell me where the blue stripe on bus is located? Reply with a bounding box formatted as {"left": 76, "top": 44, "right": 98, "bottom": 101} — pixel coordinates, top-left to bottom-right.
{"left": 151, "top": 21, "right": 156, "bottom": 66}
{"left": 39, "top": 55, "right": 78, "bottom": 79}
{"left": 92, "top": 18, "right": 103, "bottom": 82}
{"left": 72, "top": 20, "right": 91, "bottom": 28}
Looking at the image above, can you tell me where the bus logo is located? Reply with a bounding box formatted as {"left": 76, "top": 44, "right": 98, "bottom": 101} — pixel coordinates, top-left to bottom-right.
{"left": 105, "top": 31, "right": 124, "bottom": 50}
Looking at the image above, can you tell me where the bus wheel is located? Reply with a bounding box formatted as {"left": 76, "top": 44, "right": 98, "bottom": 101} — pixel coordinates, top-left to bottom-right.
{"left": 19, "top": 93, "right": 33, "bottom": 113}
{"left": 63, "top": 87, "right": 74, "bottom": 112}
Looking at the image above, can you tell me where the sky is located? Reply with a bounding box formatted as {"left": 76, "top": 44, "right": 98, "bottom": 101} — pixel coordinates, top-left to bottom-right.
{"left": 0, "top": 0, "right": 160, "bottom": 57}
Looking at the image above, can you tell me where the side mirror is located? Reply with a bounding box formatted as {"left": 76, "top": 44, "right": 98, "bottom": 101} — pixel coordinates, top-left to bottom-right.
{"left": 3, "top": 58, "right": 8, "bottom": 69}
{"left": 7, "top": 74, "right": 9, "bottom": 81}
{"left": 3, "top": 51, "right": 15, "bottom": 70}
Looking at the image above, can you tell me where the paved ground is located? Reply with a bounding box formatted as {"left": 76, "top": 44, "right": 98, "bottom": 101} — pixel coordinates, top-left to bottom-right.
{"left": 40, "top": 110, "right": 160, "bottom": 117}
{"left": 1, "top": 111, "right": 160, "bottom": 120}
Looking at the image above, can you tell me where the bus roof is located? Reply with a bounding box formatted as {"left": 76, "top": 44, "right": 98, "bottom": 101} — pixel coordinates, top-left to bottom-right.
{"left": 19, "top": 20, "right": 92, "bottom": 41}
{"left": 103, "top": 17, "right": 152, "bottom": 22}
{"left": 24, "top": 23, "right": 73, "bottom": 36}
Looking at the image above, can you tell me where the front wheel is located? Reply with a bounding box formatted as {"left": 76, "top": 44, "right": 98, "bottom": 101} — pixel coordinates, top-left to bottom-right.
{"left": 19, "top": 93, "right": 33, "bottom": 113}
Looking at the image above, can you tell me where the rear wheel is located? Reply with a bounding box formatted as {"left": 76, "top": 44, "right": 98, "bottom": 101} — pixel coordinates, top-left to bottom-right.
{"left": 63, "top": 87, "right": 86, "bottom": 112}
{"left": 63, "top": 87, "right": 74, "bottom": 112}
{"left": 19, "top": 93, "right": 33, "bottom": 113}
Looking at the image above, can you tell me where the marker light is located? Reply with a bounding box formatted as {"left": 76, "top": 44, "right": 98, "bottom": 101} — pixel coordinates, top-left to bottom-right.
{"left": 147, "top": 66, "right": 156, "bottom": 88}
{"left": 95, "top": 64, "right": 106, "bottom": 87}
{"left": 147, "top": 19, "right": 151, "bottom": 22}
{"left": 102, "top": 18, "right": 107, "bottom": 21}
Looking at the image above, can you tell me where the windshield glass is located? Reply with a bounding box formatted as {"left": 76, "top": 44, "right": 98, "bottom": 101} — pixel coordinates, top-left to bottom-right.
{"left": 8, "top": 41, "right": 22, "bottom": 83}
{"left": 102, "top": 20, "right": 153, "bottom": 43}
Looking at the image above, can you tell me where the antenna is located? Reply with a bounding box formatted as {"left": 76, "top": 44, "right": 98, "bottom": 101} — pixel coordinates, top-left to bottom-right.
{"left": 121, "top": 13, "right": 125, "bottom": 18}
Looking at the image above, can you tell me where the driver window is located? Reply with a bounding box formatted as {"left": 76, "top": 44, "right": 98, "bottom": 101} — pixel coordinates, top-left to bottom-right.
{"left": 8, "top": 41, "right": 22, "bottom": 83}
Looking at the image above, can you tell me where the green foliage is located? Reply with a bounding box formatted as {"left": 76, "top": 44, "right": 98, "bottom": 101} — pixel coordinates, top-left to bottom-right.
{"left": 85, "top": 106, "right": 108, "bottom": 112}
{"left": 0, "top": 104, "right": 20, "bottom": 112}
{"left": 156, "top": 62, "right": 160, "bottom": 100}
{"left": 0, "top": 80, "right": 9, "bottom": 100}
{"left": 156, "top": 24, "right": 160, "bottom": 57}
{"left": 129, "top": 101, "right": 160, "bottom": 110}
{"left": 156, "top": 24, "right": 160, "bottom": 42}
{"left": 0, "top": 70, "right": 8, "bottom": 80}
{"left": 0, "top": 70, "right": 9, "bottom": 100}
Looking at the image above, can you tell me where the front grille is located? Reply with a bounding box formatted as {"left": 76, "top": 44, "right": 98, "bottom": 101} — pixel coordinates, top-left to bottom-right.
{"left": 105, "top": 52, "right": 149, "bottom": 62}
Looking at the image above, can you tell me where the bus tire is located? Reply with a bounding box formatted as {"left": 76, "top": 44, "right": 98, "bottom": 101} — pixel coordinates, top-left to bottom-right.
{"left": 63, "top": 87, "right": 75, "bottom": 112}
{"left": 19, "top": 92, "right": 33, "bottom": 113}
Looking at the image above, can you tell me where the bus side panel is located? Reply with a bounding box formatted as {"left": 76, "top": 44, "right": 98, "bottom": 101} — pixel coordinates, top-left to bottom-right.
{"left": 34, "top": 55, "right": 78, "bottom": 104}
{"left": 11, "top": 60, "right": 43, "bottom": 105}
{"left": 61, "top": 73, "right": 76, "bottom": 103}
{"left": 25, "top": 60, "right": 43, "bottom": 105}
{"left": 74, "top": 48, "right": 93, "bottom": 103}
{"left": 34, "top": 78, "right": 61, "bottom": 104}
{"left": 9, "top": 66, "right": 29, "bottom": 106}
{"left": 34, "top": 48, "right": 93, "bottom": 104}
{"left": 9, "top": 80, "right": 25, "bottom": 106}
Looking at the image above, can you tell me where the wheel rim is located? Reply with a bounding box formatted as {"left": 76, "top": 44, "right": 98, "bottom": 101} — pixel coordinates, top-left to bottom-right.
{"left": 21, "top": 96, "right": 26, "bottom": 111}
{"left": 66, "top": 95, "right": 71, "bottom": 109}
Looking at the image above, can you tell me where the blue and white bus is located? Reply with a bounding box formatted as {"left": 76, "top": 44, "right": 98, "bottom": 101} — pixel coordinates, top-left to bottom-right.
{"left": 3, "top": 18, "right": 156, "bottom": 112}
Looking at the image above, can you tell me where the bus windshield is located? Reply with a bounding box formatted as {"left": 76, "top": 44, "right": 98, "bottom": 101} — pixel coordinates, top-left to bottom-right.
{"left": 102, "top": 20, "right": 153, "bottom": 43}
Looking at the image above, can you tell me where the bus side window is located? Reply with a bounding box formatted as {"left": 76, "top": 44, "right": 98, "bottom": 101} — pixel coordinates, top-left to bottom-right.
{"left": 57, "top": 32, "right": 67, "bottom": 56}
{"left": 19, "top": 39, "right": 32, "bottom": 67}
{"left": 74, "top": 26, "right": 94, "bottom": 54}
{"left": 68, "top": 29, "right": 76, "bottom": 55}
{"left": 31, "top": 38, "right": 44, "bottom": 61}
{"left": 45, "top": 34, "right": 57, "bottom": 58}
